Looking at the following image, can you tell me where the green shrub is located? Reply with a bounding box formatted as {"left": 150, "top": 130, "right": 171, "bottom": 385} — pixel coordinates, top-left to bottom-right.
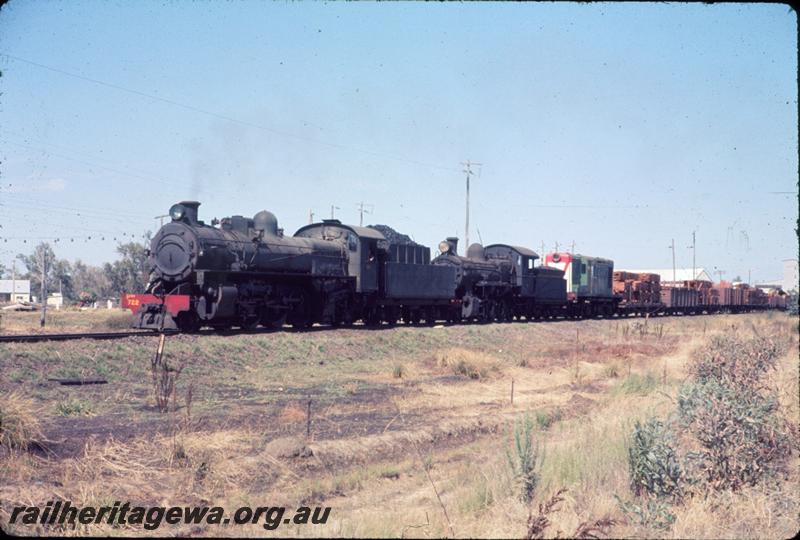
{"left": 677, "top": 378, "right": 789, "bottom": 491}
{"left": 627, "top": 418, "right": 683, "bottom": 500}
{"left": 689, "top": 335, "right": 783, "bottom": 389}
{"left": 507, "top": 413, "right": 540, "bottom": 503}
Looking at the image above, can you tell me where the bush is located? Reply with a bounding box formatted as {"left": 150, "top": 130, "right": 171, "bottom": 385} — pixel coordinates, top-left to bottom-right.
{"left": 676, "top": 334, "right": 791, "bottom": 491}
{"left": 689, "top": 335, "right": 783, "bottom": 389}
{"left": 627, "top": 418, "right": 684, "bottom": 500}
{"left": 507, "top": 413, "right": 540, "bottom": 503}
{"left": 677, "top": 378, "right": 789, "bottom": 491}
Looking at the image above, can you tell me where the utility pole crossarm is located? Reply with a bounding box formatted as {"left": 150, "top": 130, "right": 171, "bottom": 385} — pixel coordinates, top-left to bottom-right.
{"left": 356, "top": 202, "right": 374, "bottom": 227}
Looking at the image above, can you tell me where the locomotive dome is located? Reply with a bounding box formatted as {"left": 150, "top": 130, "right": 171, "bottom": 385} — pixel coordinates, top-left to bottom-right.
{"left": 466, "top": 243, "right": 486, "bottom": 260}
{"left": 253, "top": 210, "right": 279, "bottom": 236}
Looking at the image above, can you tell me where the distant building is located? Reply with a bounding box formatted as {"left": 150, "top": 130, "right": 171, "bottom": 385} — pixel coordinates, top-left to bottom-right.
{"left": 783, "top": 259, "right": 798, "bottom": 292}
{"left": 620, "top": 267, "right": 713, "bottom": 283}
{"left": 0, "top": 279, "right": 31, "bottom": 303}
{"left": 47, "top": 292, "right": 64, "bottom": 309}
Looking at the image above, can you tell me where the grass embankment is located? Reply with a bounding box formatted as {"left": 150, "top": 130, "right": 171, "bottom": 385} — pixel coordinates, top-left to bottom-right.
{"left": 0, "top": 312, "right": 797, "bottom": 537}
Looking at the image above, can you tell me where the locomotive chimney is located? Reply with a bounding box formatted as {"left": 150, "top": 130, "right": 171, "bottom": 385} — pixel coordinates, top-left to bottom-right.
{"left": 446, "top": 236, "right": 459, "bottom": 255}
{"left": 179, "top": 201, "right": 201, "bottom": 224}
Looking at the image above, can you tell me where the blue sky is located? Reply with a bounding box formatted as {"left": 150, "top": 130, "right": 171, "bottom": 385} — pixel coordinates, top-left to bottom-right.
{"left": 0, "top": 1, "right": 796, "bottom": 283}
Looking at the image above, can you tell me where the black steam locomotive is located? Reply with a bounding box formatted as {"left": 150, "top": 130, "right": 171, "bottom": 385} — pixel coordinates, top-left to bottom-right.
{"left": 123, "top": 201, "right": 566, "bottom": 331}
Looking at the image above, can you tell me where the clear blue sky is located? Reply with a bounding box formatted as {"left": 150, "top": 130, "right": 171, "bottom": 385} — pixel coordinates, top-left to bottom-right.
{"left": 0, "top": 1, "right": 796, "bottom": 283}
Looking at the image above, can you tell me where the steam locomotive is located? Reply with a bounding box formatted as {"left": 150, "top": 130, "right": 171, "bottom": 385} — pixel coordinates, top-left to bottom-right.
{"left": 122, "top": 201, "right": 569, "bottom": 331}
{"left": 121, "top": 201, "right": 784, "bottom": 331}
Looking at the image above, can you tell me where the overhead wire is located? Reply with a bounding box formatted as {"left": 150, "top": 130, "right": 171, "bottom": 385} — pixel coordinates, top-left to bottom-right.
{"left": 1, "top": 52, "right": 462, "bottom": 174}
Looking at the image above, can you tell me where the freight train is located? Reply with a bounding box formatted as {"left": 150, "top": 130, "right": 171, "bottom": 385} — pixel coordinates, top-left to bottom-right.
{"left": 122, "top": 201, "right": 787, "bottom": 331}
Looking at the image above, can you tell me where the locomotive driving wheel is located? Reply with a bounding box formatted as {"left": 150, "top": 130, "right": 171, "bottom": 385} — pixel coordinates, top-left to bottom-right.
{"left": 260, "top": 308, "right": 287, "bottom": 329}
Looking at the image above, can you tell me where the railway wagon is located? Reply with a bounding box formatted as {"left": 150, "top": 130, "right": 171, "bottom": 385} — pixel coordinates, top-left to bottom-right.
{"left": 613, "top": 271, "right": 663, "bottom": 315}
{"left": 660, "top": 285, "right": 698, "bottom": 313}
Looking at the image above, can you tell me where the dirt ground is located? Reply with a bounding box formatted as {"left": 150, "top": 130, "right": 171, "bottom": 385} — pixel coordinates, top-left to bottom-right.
{"left": 1, "top": 311, "right": 797, "bottom": 538}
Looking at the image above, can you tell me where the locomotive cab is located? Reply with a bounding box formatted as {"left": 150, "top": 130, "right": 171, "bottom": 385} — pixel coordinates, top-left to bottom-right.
{"left": 294, "top": 219, "right": 386, "bottom": 293}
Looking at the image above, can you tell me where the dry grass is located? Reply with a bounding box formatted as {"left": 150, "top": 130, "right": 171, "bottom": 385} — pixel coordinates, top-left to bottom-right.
{"left": 435, "top": 347, "right": 502, "bottom": 379}
{"left": 0, "top": 312, "right": 796, "bottom": 537}
{"left": 0, "top": 308, "right": 133, "bottom": 335}
{"left": 0, "top": 391, "right": 43, "bottom": 452}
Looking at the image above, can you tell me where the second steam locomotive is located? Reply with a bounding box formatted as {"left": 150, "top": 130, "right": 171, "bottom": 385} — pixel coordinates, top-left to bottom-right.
{"left": 122, "top": 201, "right": 785, "bottom": 331}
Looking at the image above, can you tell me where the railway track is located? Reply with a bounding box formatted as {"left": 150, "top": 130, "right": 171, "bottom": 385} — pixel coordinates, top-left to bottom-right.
{"left": 0, "top": 307, "right": 776, "bottom": 344}
{"left": 0, "top": 330, "right": 159, "bottom": 344}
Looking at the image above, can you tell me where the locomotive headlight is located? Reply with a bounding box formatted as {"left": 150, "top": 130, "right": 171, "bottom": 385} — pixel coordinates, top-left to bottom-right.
{"left": 169, "top": 204, "right": 186, "bottom": 221}
{"left": 438, "top": 241, "right": 450, "bottom": 254}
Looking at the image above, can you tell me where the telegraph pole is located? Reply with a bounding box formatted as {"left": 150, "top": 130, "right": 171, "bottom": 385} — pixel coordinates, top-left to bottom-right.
{"left": 308, "top": 209, "right": 314, "bottom": 224}
{"left": 461, "top": 160, "right": 481, "bottom": 249}
{"left": 570, "top": 240, "right": 576, "bottom": 254}
{"left": 356, "top": 202, "right": 373, "bottom": 227}
{"left": 554, "top": 241, "right": 560, "bottom": 252}
{"left": 687, "top": 231, "right": 696, "bottom": 280}
{"left": 11, "top": 259, "right": 15, "bottom": 302}
{"left": 154, "top": 214, "right": 169, "bottom": 228}
{"left": 330, "top": 205, "right": 340, "bottom": 219}
{"left": 540, "top": 241, "right": 546, "bottom": 258}
{"left": 40, "top": 248, "right": 47, "bottom": 328}
{"left": 669, "top": 239, "right": 676, "bottom": 283}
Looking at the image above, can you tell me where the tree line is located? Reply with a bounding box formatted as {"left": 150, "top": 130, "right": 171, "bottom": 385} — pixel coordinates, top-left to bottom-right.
{"left": 0, "top": 238, "right": 150, "bottom": 305}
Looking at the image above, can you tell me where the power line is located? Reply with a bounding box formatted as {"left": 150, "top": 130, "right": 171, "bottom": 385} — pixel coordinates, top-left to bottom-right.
{"left": 2, "top": 139, "right": 201, "bottom": 195}
{"left": 2, "top": 52, "right": 461, "bottom": 174}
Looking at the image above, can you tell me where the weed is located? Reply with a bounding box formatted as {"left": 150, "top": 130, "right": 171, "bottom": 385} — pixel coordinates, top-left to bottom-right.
{"left": 393, "top": 364, "right": 405, "bottom": 379}
{"left": 534, "top": 409, "right": 563, "bottom": 431}
{"left": 616, "top": 496, "right": 676, "bottom": 530}
{"left": 627, "top": 418, "right": 683, "bottom": 500}
{"left": 523, "top": 487, "right": 566, "bottom": 540}
{"left": 603, "top": 363, "right": 620, "bottom": 378}
{"left": 56, "top": 397, "right": 93, "bottom": 417}
{"left": 507, "top": 413, "right": 540, "bottom": 503}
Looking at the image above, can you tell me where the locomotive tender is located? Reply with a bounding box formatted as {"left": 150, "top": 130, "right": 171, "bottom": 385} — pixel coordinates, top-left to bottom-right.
{"left": 122, "top": 201, "right": 783, "bottom": 331}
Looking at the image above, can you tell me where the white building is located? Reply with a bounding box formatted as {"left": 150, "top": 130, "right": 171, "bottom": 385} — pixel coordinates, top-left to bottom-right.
{"left": 0, "top": 279, "right": 31, "bottom": 303}
{"left": 620, "top": 267, "right": 713, "bottom": 283}
{"left": 783, "top": 259, "right": 798, "bottom": 292}
{"left": 47, "top": 292, "right": 64, "bottom": 309}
